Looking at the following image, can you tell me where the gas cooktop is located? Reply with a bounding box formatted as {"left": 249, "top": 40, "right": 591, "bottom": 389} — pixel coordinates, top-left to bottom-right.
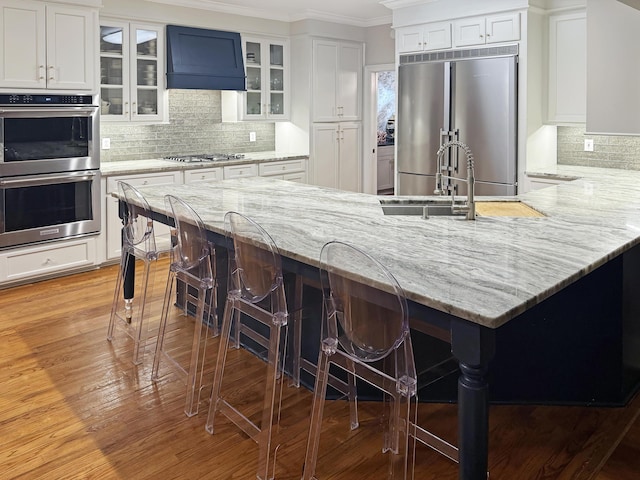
{"left": 163, "top": 153, "right": 245, "bottom": 163}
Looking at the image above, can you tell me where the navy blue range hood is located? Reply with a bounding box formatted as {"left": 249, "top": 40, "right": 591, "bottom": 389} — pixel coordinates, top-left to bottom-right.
{"left": 166, "top": 25, "right": 246, "bottom": 91}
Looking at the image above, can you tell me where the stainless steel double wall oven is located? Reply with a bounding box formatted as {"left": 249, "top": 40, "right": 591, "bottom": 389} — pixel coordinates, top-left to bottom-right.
{"left": 0, "top": 94, "right": 100, "bottom": 249}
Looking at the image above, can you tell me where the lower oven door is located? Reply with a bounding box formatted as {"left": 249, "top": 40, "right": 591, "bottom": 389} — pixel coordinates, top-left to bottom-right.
{"left": 0, "top": 170, "right": 100, "bottom": 249}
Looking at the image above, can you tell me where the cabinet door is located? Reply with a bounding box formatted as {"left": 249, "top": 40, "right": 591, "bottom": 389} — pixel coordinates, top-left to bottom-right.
{"left": 130, "top": 23, "right": 163, "bottom": 120}
{"left": 453, "top": 17, "right": 486, "bottom": 47}
{"left": 311, "top": 123, "right": 339, "bottom": 188}
{"left": 548, "top": 11, "right": 586, "bottom": 123}
{"left": 338, "top": 122, "right": 361, "bottom": 192}
{"left": 0, "top": 0, "right": 46, "bottom": 89}
{"left": 486, "top": 12, "right": 520, "bottom": 44}
{"left": 312, "top": 40, "right": 339, "bottom": 122}
{"left": 46, "top": 4, "right": 95, "bottom": 90}
{"left": 338, "top": 43, "right": 362, "bottom": 121}
{"left": 397, "top": 26, "right": 424, "bottom": 53}
{"left": 100, "top": 20, "right": 130, "bottom": 119}
{"left": 243, "top": 38, "right": 288, "bottom": 120}
{"left": 423, "top": 22, "right": 452, "bottom": 51}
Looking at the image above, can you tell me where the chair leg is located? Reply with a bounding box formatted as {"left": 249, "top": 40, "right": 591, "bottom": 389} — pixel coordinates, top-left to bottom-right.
{"left": 301, "top": 351, "right": 331, "bottom": 480}
{"left": 184, "top": 284, "right": 209, "bottom": 417}
{"left": 256, "top": 321, "right": 283, "bottom": 480}
{"left": 346, "top": 358, "right": 359, "bottom": 431}
{"left": 205, "top": 297, "right": 235, "bottom": 434}
{"left": 132, "top": 257, "right": 153, "bottom": 365}
{"left": 107, "top": 251, "right": 127, "bottom": 341}
{"left": 151, "top": 269, "right": 176, "bottom": 381}
{"left": 389, "top": 393, "right": 416, "bottom": 480}
{"left": 290, "top": 275, "right": 304, "bottom": 387}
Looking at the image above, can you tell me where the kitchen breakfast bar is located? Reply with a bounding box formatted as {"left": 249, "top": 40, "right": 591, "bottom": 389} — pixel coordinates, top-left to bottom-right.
{"left": 122, "top": 166, "right": 640, "bottom": 480}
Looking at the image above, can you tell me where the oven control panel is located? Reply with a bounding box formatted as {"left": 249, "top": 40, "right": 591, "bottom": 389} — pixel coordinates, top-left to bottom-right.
{"left": 0, "top": 94, "right": 95, "bottom": 105}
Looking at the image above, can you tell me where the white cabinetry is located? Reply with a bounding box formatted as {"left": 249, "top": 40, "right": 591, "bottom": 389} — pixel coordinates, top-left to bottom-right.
{"left": 259, "top": 158, "right": 307, "bottom": 182}
{"left": 377, "top": 145, "right": 394, "bottom": 193}
{"left": 242, "top": 36, "right": 288, "bottom": 120}
{"left": 0, "top": 237, "right": 97, "bottom": 286}
{"left": 105, "top": 171, "right": 180, "bottom": 261}
{"left": 223, "top": 163, "right": 258, "bottom": 179}
{"left": 100, "top": 18, "right": 164, "bottom": 122}
{"left": 184, "top": 167, "right": 223, "bottom": 183}
{"left": 547, "top": 11, "right": 586, "bottom": 123}
{"left": 312, "top": 122, "right": 361, "bottom": 192}
{"left": 453, "top": 13, "right": 520, "bottom": 47}
{"left": 0, "top": 0, "right": 96, "bottom": 90}
{"left": 397, "top": 22, "right": 452, "bottom": 53}
{"left": 312, "top": 39, "right": 363, "bottom": 122}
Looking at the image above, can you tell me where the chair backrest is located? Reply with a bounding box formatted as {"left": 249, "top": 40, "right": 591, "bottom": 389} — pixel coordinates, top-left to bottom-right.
{"left": 165, "top": 194, "right": 212, "bottom": 281}
{"left": 225, "top": 211, "right": 283, "bottom": 306}
{"left": 319, "top": 240, "right": 410, "bottom": 363}
{"left": 118, "top": 181, "right": 155, "bottom": 250}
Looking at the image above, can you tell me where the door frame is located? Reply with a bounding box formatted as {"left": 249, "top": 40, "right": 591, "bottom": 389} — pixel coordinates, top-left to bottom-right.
{"left": 363, "top": 63, "right": 395, "bottom": 195}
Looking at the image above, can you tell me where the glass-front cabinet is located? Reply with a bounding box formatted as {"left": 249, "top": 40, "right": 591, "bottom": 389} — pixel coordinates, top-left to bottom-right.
{"left": 242, "top": 37, "right": 288, "bottom": 120}
{"left": 100, "top": 20, "right": 164, "bottom": 122}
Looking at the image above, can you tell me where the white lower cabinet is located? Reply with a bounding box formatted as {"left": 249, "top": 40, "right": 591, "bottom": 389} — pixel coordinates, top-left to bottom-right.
{"left": 311, "top": 122, "right": 361, "bottom": 192}
{"left": 377, "top": 145, "right": 394, "bottom": 193}
{"left": 223, "top": 163, "right": 258, "bottom": 179}
{"left": 105, "top": 171, "right": 181, "bottom": 261}
{"left": 0, "top": 237, "right": 97, "bottom": 286}
{"left": 258, "top": 158, "right": 307, "bottom": 182}
{"left": 183, "top": 167, "right": 223, "bottom": 183}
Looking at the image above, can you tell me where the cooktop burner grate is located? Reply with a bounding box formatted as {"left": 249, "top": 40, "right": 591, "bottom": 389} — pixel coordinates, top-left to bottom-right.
{"left": 163, "top": 153, "right": 245, "bottom": 163}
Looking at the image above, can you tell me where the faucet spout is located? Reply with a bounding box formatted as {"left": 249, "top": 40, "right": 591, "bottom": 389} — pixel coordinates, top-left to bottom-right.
{"left": 435, "top": 140, "right": 476, "bottom": 220}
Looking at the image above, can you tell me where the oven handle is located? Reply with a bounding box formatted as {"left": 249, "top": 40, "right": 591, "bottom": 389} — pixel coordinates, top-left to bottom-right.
{"left": 0, "top": 171, "right": 98, "bottom": 188}
{"left": 0, "top": 106, "right": 97, "bottom": 117}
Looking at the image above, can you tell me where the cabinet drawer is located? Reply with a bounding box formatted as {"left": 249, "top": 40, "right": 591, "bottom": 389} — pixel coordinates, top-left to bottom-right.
{"left": 223, "top": 163, "right": 258, "bottom": 179}
{"left": 2, "top": 238, "right": 96, "bottom": 282}
{"left": 259, "top": 159, "right": 306, "bottom": 176}
{"left": 184, "top": 167, "right": 223, "bottom": 183}
{"left": 106, "top": 171, "right": 181, "bottom": 193}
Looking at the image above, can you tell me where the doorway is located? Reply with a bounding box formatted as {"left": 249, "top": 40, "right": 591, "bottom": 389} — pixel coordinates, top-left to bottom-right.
{"left": 363, "top": 64, "right": 396, "bottom": 195}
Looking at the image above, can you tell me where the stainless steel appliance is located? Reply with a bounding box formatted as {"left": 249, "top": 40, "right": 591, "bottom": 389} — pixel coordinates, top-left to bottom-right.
{"left": 0, "top": 94, "right": 100, "bottom": 249}
{"left": 397, "top": 46, "right": 518, "bottom": 196}
{"left": 163, "top": 153, "right": 245, "bottom": 163}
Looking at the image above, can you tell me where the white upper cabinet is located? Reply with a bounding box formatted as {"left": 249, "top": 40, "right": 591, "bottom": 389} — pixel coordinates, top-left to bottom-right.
{"left": 547, "top": 10, "right": 586, "bottom": 123}
{"left": 453, "top": 12, "right": 520, "bottom": 47}
{"left": 100, "top": 19, "right": 164, "bottom": 122}
{"left": 397, "top": 22, "right": 452, "bottom": 53}
{"left": 312, "top": 39, "right": 363, "bottom": 122}
{"left": 242, "top": 36, "right": 289, "bottom": 121}
{"left": 0, "top": 0, "right": 96, "bottom": 90}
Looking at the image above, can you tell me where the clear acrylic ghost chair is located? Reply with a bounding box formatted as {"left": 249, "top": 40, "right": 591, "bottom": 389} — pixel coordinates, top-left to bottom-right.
{"left": 302, "top": 240, "right": 419, "bottom": 480}
{"left": 151, "top": 194, "right": 218, "bottom": 417}
{"left": 206, "top": 211, "right": 288, "bottom": 480}
{"left": 107, "top": 181, "right": 171, "bottom": 365}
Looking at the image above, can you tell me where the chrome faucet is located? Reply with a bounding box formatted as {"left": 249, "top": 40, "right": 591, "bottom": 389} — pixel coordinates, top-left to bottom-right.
{"left": 434, "top": 140, "right": 476, "bottom": 220}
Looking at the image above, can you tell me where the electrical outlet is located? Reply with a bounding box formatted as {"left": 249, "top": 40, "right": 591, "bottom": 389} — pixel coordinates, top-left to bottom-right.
{"left": 584, "top": 139, "right": 594, "bottom": 152}
{"left": 102, "top": 137, "right": 111, "bottom": 149}
{"left": 249, "top": 131, "right": 256, "bottom": 142}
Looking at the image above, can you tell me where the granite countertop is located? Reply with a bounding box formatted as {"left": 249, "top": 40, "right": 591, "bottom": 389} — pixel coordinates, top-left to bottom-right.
{"left": 100, "top": 151, "right": 308, "bottom": 176}
{"left": 131, "top": 165, "right": 640, "bottom": 329}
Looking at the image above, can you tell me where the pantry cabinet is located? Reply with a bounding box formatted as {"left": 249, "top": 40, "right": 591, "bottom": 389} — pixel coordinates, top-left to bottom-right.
{"left": 0, "top": 0, "right": 96, "bottom": 90}
{"left": 312, "top": 39, "right": 363, "bottom": 122}
{"left": 312, "top": 122, "right": 361, "bottom": 192}
{"left": 100, "top": 18, "right": 164, "bottom": 122}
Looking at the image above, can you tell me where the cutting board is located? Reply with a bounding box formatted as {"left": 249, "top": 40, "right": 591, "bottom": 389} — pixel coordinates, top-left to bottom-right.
{"left": 475, "top": 201, "right": 545, "bottom": 217}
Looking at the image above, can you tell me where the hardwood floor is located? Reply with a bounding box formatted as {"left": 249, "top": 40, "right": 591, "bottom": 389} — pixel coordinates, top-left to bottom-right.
{"left": 1, "top": 263, "right": 639, "bottom": 479}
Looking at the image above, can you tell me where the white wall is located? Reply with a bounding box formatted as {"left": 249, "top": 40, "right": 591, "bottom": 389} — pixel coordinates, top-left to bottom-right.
{"left": 364, "top": 24, "right": 395, "bottom": 65}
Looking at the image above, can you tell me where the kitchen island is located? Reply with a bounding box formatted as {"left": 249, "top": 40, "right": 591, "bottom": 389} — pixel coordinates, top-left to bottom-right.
{"left": 127, "top": 168, "right": 640, "bottom": 480}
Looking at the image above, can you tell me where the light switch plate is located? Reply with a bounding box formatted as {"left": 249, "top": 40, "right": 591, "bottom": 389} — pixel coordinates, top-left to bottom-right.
{"left": 584, "top": 139, "right": 594, "bottom": 152}
{"left": 249, "top": 132, "right": 256, "bottom": 142}
{"left": 102, "top": 137, "right": 111, "bottom": 149}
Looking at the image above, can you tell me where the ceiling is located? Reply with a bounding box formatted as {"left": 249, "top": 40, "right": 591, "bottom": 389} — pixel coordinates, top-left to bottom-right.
{"left": 146, "top": 0, "right": 394, "bottom": 27}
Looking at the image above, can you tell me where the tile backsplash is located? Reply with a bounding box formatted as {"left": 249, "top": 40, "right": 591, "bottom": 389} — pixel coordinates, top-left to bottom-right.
{"left": 558, "top": 126, "right": 640, "bottom": 170}
{"left": 100, "top": 89, "right": 275, "bottom": 162}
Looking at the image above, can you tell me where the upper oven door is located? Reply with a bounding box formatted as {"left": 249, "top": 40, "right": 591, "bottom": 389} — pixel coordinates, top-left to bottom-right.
{"left": 0, "top": 106, "right": 99, "bottom": 176}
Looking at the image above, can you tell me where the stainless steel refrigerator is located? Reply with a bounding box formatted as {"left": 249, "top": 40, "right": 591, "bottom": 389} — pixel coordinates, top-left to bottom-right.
{"left": 397, "top": 53, "right": 518, "bottom": 196}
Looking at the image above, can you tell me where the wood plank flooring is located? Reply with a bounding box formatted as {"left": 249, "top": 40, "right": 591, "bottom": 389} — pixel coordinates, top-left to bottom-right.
{"left": 0, "top": 262, "right": 639, "bottom": 479}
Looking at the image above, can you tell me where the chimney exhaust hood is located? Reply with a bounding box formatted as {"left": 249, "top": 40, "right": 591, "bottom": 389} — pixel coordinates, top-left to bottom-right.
{"left": 166, "top": 25, "right": 246, "bottom": 91}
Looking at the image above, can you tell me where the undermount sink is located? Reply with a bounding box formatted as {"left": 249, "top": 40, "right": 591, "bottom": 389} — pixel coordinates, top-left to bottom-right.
{"left": 379, "top": 199, "right": 545, "bottom": 218}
